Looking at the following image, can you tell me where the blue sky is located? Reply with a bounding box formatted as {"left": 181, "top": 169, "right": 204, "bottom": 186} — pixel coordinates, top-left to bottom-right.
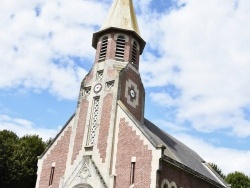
{"left": 1, "top": 0, "right": 250, "bottom": 175}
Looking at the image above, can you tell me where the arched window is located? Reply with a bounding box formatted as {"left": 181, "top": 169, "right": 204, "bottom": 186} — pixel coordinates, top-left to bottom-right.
{"left": 161, "top": 179, "right": 170, "bottom": 188}
{"left": 131, "top": 41, "right": 138, "bottom": 65}
{"left": 73, "top": 184, "right": 93, "bottom": 188}
{"left": 115, "top": 35, "right": 126, "bottom": 60}
{"left": 99, "top": 36, "right": 108, "bottom": 61}
{"left": 170, "top": 182, "right": 177, "bottom": 188}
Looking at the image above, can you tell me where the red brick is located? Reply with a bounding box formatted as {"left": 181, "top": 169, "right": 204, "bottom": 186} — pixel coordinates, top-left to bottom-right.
{"left": 71, "top": 99, "right": 89, "bottom": 164}
{"left": 97, "top": 93, "right": 113, "bottom": 163}
{"left": 38, "top": 126, "right": 72, "bottom": 188}
{"left": 115, "top": 118, "right": 152, "bottom": 188}
{"left": 159, "top": 161, "right": 219, "bottom": 188}
{"left": 119, "top": 66, "right": 145, "bottom": 122}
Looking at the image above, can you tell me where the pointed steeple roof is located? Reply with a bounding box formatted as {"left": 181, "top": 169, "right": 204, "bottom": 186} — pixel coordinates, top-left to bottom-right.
{"left": 92, "top": 0, "right": 145, "bottom": 54}
{"left": 100, "top": 0, "right": 141, "bottom": 36}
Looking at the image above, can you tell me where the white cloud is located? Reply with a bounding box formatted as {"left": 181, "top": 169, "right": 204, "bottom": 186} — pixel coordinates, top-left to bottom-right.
{"left": 0, "top": 0, "right": 108, "bottom": 99}
{"left": 0, "top": 0, "right": 249, "bottom": 177}
{"left": 140, "top": 0, "right": 250, "bottom": 137}
{"left": 0, "top": 114, "right": 58, "bottom": 141}
{"left": 174, "top": 133, "right": 250, "bottom": 175}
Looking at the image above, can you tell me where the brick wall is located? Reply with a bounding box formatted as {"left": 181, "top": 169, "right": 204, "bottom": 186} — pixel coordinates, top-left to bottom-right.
{"left": 38, "top": 126, "right": 72, "bottom": 188}
{"left": 119, "top": 66, "right": 145, "bottom": 122}
{"left": 71, "top": 99, "right": 89, "bottom": 164}
{"left": 97, "top": 93, "right": 113, "bottom": 163}
{"left": 115, "top": 118, "right": 152, "bottom": 188}
{"left": 106, "top": 33, "right": 116, "bottom": 61}
{"left": 159, "top": 160, "right": 219, "bottom": 188}
{"left": 107, "top": 66, "right": 116, "bottom": 78}
{"left": 95, "top": 31, "right": 139, "bottom": 67}
{"left": 124, "top": 39, "right": 131, "bottom": 63}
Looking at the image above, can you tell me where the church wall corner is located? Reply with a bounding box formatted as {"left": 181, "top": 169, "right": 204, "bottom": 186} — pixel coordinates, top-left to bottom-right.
{"left": 36, "top": 121, "right": 73, "bottom": 188}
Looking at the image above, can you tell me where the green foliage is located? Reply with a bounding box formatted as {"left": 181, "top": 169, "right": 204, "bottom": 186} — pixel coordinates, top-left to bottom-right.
{"left": 45, "top": 137, "right": 54, "bottom": 146}
{"left": 0, "top": 130, "right": 18, "bottom": 186}
{"left": 225, "top": 171, "right": 250, "bottom": 188}
{"left": 0, "top": 130, "right": 47, "bottom": 188}
{"left": 209, "top": 162, "right": 226, "bottom": 179}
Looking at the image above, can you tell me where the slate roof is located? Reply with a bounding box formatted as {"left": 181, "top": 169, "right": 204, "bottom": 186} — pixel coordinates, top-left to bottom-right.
{"left": 142, "top": 118, "right": 227, "bottom": 187}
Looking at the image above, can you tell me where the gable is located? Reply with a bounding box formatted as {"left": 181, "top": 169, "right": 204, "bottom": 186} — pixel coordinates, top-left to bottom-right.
{"left": 36, "top": 114, "right": 75, "bottom": 188}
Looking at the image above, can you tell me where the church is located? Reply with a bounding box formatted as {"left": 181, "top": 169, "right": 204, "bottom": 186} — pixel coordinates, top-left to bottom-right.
{"left": 35, "top": 0, "right": 230, "bottom": 187}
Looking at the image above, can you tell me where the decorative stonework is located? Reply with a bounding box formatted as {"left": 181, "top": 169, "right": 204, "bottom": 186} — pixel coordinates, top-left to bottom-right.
{"left": 96, "top": 70, "right": 104, "bottom": 80}
{"left": 64, "top": 156, "right": 108, "bottom": 188}
{"left": 73, "top": 163, "right": 91, "bottom": 183}
{"left": 161, "top": 179, "right": 177, "bottom": 188}
{"left": 94, "top": 83, "right": 102, "bottom": 93}
{"left": 71, "top": 100, "right": 89, "bottom": 164}
{"left": 84, "top": 87, "right": 91, "bottom": 95}
{"left": 63, "top": 157, "right": 92, "bottom": 188}
{"left": 73, "top": 184, "right": 93, "bottom": 188}
{"left": 91, "top": 160, "right": 108, "bottom": 188}
{"left": 88, "top": 98, "right": 100, "bottom": 145}
{"left": 106, "top": 80, "right": 115, "bottom": 89}
{"left": 125, "top": 79, "right": 139, "bottom": 108}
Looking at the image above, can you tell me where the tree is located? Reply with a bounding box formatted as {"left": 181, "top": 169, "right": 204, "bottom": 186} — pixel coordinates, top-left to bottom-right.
{"left": 225, "top": 171, "right": 250, "bottom": 188}
{"left": 13, "top": 135, "right": 46, "bottom": 188}
{"left": 0, "top": 130, "right": 18, "bottom": 186}
{"left": 46, "top": 137, "right": 54, "bottom": 146}
{"left": 0, "top": 130, "right": 47, "bottom": 188}
{"left": 209, "top": 163, "right": 226, "bottom": 179}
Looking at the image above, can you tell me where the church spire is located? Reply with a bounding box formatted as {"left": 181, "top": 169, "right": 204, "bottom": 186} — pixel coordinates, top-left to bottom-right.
{"left": 100, "top": 0, "right": 141, "bottom": 36}
{"left": 92, "top": 0, "right": 145, "bottom": 54}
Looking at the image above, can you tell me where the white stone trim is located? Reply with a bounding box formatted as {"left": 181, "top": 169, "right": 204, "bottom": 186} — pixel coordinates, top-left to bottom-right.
{"left": 112, "top": 104, "right": 161, "bottom": 188}
{"left": 161, "top": 179, "right": 177, "bottom": 188}
{"left": 131, "top": 38, "right": 140, "bottom": 51}
{"left": 114, "top": 33, "right": 129, "bottom": 42}
{"left": 131, "top": 156, "right": 136, "bottom": 162}
{"left": 98, "top": 34, "right": 111, "bottom": 43}
{"left": 36, "top": 117, "right": 74, "bottom": 188}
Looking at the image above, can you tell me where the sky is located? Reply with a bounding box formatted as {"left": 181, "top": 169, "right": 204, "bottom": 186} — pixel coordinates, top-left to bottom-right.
{"left": 0, "top": 0, "right": 250, "bottom": 176}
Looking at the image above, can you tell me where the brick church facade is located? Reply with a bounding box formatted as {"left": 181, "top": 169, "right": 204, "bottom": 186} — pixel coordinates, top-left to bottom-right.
{"left": 36, "top": 0, "right": 230, "bottom": 187}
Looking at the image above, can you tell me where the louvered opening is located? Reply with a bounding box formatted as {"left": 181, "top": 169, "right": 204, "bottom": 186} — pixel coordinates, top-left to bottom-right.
{"left": 115, "top": 35, "right": 125, "bottom": 60}
{"left": 99, "top": 36, "right": 108, "bottom": 61}
{"left": 131, "top": 41, "right": 138, "bottom": 65}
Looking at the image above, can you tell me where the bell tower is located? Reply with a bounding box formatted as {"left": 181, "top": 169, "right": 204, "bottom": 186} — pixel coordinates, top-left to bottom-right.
{"left": 92, "top": 0, "right": 146, "bottom": 65}
{"left": 75, "top": 0, "right": 146, "bottom": 153}
{"left": 66, "top": 0, "right": 147, "bottom": 186}
{"left": 37, "top": 1, "right": 154, "bottom": 188}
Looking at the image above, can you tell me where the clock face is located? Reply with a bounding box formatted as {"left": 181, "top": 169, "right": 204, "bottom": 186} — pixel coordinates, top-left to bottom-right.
{"left": 94, "top": 83, "right": 102, "bottom": 93}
